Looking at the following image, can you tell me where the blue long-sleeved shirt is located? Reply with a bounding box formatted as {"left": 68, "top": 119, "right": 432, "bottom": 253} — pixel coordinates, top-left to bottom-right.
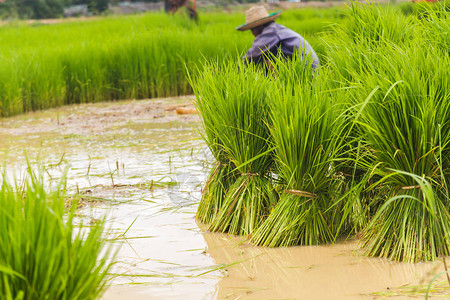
{"left": 245, "top": 22, "right": 320, "bottom": 68}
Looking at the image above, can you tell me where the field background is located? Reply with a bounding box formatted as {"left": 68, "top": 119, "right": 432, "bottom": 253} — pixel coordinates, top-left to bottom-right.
{"left": 0, "top": 7, "right": 344, "bottom": 116}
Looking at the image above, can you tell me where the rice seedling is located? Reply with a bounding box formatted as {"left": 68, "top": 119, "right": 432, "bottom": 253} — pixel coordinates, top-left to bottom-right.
{"left": 250, "top": 64, "right": 351, "bottom": 247}
{"left": 191, "top": 61, "right": 239, "bottom": 224}
{"left": 193, "top": 2, "right": 450, "bottom": 256}
{"left": 417, "top": 1, "right": 450, "bottom": 54}
{"left": 0, "top": 170, "right": 115, "bottom": 299}
{"left": 193, "top": 60, "right": 277, "bottom": 236}
{"left": 211, "top": 174, "right": 277, "bottom": 235}
{"left": 311, "top": 0, "right": 450, "bottom": 261}
{"left": 363, "top": 168, "right": 450, "bottom": 260}
{"left": 350, "top": 38, "right": 450, "bottom": 261}
{"left": 196, "top": 162, "right": 238, "bottom": 224}
{"left": 323, "top": 2, "right": 415, "bottom": 84}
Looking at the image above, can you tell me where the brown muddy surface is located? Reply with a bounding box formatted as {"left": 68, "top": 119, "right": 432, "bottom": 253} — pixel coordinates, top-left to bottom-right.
{"left": 201, "top": 232, "right": 446, "bottom": 299}
{"left": 0, "top": 96, "right": 197, "bottom": 136}
{"left": 0, "top": 97, "right": 448, "bottom": 300}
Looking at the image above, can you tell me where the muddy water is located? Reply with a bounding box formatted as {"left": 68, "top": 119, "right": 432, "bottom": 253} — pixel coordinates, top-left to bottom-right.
{"left": 202, "top": 233, "right": 445, "bottom": 299}
{"left": 0, "top": 97, "right": 447, "bottom": 300}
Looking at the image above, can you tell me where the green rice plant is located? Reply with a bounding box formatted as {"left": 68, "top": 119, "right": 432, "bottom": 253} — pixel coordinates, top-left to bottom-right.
{"left": 321, "top": 3, "right": 450, "bottom": 250}
{"left": 417, "top": 1, "right": 450, "bottom": 54}
{"left": 0, "top": 170, "right": 115, "bottom": 299}
{"left": 193, "top": 60, "right": 277, "bottom": 236}
{"left": 414, "top": 0, "right": 450, "bottom": 20}
{"left": 191, "top": 59, "right": 239, "bottom": 225}
{"left": 193, "top": 2, "right": 450, "bottom": 251}
{"left": 196, "top": 162, "right": 238, "bottom": 224}
{"left": 353, "top": 39, "right": 450, "bottom": 261}
{"left": 318, "top": 1, "right": 450, "bottom": 261}
{"left": 250, "top": 66, "right": 352, "bottom": 247}
{"left": 211, "top": 174, "right": 277, "bottom": 236}
{"left": 323, "top": 2, "right": 415, "bottom": 84}
{"left": 343, "top": 2, "right": 414, "bottom": 46}
{"left": 280, "top": 53, "right": 374, "bottom": 235}
{"left": 363, "top": 170, "right": 450, "bottom": 262}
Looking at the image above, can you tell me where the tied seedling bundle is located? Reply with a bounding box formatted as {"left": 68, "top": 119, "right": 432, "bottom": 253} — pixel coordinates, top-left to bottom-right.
{"left": 196, "top": 162, "right": 238, "bottom": 225}
{"left": 322, "top": 1, "right": 450, "bottom": 262}
{"left": 193, "top": 60, "right": 277, "bottom": 236}
{"left": 193, "top": 67, "right": 239, "bottom": 224}
{"left": 251, "top": 71, "right": 351, "bottom": 247}
{"left": 354, "top": 40, "right": 450, "bottom": 262}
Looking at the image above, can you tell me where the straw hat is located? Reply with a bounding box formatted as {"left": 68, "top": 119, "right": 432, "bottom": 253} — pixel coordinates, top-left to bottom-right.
{"left": 236, "top": 6, "right": 281, "bottom": 31}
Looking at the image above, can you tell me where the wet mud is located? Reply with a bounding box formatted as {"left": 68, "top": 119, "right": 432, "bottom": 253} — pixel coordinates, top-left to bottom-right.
{"left": 201, "top": 232, "right": 445, "bottom": 299}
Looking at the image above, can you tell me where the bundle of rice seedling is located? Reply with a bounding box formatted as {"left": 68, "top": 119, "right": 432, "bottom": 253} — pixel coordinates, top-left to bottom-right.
{"left": 354, "top": 40, "right": 450, "bottom": 261}
{"left": 251, "top": 70, "right": 351, "bottom": 247}
{"left": 193, "top": 60, "right": 277, "bottom": 235}
{"left": 211, "top": 172, "right": 277, "bottom": 235}
{"left": 319, "top": 2, "right": 450, "bottom": 261}
{"left": 193, "top": 64, "right": 239, "bottom": 224}
{"left": 196, "top": 162, "right": 238, "bottom": 224}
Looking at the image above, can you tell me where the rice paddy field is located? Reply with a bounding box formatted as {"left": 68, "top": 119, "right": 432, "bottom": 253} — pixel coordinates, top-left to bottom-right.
{"left": 1, "top": 1, "right": 450, "bottom": 299}
{"left": 0, "top": 6, "right": 342, "bottom": 117}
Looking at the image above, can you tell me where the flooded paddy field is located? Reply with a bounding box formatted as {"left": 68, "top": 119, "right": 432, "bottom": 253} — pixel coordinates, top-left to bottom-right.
{"left": 0, "top": 96, "right": 448, "bottom": 299}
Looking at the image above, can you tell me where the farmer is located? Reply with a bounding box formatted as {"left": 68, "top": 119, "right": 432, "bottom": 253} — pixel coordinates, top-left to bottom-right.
{"left": 237, "top": 6, "right": 320, "bottom": 70}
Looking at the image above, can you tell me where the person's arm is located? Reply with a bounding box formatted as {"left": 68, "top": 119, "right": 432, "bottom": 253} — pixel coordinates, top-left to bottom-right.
{"left": 244, "top": 27, "right": 279, "bottom": 63}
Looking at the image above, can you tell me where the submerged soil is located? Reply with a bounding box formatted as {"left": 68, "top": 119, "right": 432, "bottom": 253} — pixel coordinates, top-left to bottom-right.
{"left": 201, "top": 232, "right": 445, "bottom": 299}
{"left": 0, "top": 97, "right": 198, "bottom": 137}
{"left": 0, "top": 96, "right": 448, "bottom": 300}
